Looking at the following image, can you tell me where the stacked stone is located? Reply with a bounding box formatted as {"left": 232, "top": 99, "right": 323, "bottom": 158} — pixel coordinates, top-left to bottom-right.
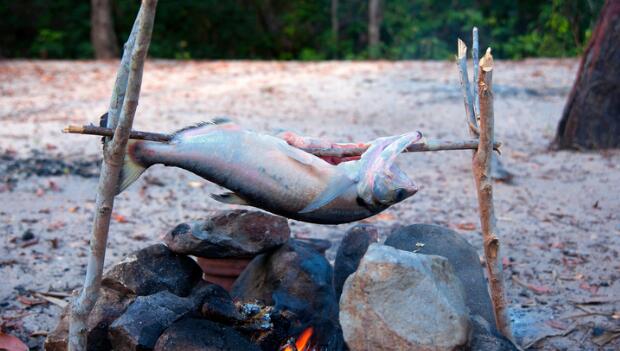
{"left": 45, "top": 210, "right": 341, "bottom": 351}
{"left": 335, "top": 224, "right": 518, "bottom": 351}
{"left": 163, "top": 210, "right": 291, "bottom": 291}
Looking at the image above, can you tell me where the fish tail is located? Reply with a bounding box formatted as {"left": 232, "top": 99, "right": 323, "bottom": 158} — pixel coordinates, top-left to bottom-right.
{"left": 117, "top": 139, "right": 148, "bottom": 194}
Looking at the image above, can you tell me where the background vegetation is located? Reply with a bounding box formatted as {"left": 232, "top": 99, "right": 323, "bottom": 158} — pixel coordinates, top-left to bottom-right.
{"left": 0, "top": 0, "right": 604, "bottom": 60}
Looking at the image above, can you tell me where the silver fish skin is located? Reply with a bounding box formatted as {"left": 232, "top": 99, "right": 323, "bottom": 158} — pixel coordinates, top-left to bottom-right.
{"left": 119, "top": 121, "right": 420, "bottom": 224}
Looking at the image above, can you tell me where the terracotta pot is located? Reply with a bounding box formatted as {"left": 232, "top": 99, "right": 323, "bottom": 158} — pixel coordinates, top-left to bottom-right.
{"left": 196, "top": 257, "right": 253, "bottom": 292}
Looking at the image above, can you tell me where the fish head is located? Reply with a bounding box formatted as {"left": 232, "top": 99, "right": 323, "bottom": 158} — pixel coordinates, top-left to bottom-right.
{"left": 357, "top": 132, "right": 422, "bottom": 209}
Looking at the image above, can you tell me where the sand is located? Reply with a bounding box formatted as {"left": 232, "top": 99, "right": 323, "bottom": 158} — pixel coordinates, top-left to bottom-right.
{"left": 1, "top": 59, "right": 618, "bottom": 350}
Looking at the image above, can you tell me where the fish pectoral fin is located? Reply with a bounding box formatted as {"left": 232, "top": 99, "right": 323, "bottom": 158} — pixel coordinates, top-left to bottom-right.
{"left": 299, "top": 175, "right": 355, "bottom": 214}
{"left": 210, "top": 192, "right": 250, "bottom": 206}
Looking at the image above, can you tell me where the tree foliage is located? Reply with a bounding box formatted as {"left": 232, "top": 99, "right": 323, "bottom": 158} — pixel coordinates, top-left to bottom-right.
{"left": 0, "top": 0, "right": 604, "bottom": 60}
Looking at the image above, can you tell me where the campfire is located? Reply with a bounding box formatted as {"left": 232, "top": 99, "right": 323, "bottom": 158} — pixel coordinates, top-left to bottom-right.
{"left": 45, "top": 210, "right": 517, "bottom": 351}
{"left": 281, "top": 327, "right": 314, "bottom": 351}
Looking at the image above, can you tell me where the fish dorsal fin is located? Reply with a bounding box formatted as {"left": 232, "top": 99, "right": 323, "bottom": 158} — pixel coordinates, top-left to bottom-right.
{"left": 172, "top": 117, "right": 234, "bottom": 135}
{"left": 299, "top": 173, "right": 355, "bottom": 213}
{"left": 210, "top": 192, "right": 250, "bottom": 206}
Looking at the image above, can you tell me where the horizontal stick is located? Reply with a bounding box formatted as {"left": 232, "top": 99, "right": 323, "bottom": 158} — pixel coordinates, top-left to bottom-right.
{"left": 63, "top": 124, "right": 501, "bottom": 157}
{"left": 64, "top": 124, "right": 172, "bottom": 142}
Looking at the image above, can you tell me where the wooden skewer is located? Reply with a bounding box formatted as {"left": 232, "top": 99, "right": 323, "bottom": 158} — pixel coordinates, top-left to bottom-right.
{"left": 62, "top": 124, "right": 502, "bottom": 157}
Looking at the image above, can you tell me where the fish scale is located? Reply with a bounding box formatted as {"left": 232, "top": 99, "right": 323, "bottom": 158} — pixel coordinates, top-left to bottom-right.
{"left": 118, "top": 121, "right": 421, "bottom": 224}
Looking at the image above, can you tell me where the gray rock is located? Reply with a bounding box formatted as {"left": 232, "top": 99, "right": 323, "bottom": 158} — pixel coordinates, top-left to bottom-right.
{"left": 468, "top": 314, "right": 518, "bottom": 351}
{"left": 164, "top": 210, "right": 290, "bottom": 258}
{"left": 333, "top": 224, "right": 378, "bottom": 300}
{"left": 231, "top": 239, "right": 343, "bottom": 350}
{"left": 154, "top": 318, "right": 260, "bottom": 351}
{"left": 102, "top": 243, "right": 202, "bottom": 297}
{"left": 340, "top": 244, "right": 470, "bottom": 351}
{"left": 385, "top": 224, "right": 497, "bottom": 328}
{"left": 108, "top": 291, "right": 196, "bottom": 351}
{"left": 44, "top": 287, "right": 134, "bottom": 351}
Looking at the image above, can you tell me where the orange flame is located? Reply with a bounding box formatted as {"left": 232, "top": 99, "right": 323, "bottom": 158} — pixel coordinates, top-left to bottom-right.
{"left": 282, "top": 326, "right": 314, "bottom": 351}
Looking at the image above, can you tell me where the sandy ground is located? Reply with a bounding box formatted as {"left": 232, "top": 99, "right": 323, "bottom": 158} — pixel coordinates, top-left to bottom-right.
{"left": 0, "top": 59, "right": 618, "bottom": 350}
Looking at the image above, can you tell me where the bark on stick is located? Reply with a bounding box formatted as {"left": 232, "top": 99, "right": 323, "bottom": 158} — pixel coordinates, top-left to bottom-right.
{"left": 472, "top": 27, "right": 480, "bottom": 118}
{"left": 474, "top": 48, "right": 512, "bottom": 338}
{"left": 62, "top": 124, "right": 501, "bottom": 157}
{"left": 457, "top": 39, "right": 479, "bottom": 135}
{"left": 68, "top": 1, "right": 158, "bottom": 350}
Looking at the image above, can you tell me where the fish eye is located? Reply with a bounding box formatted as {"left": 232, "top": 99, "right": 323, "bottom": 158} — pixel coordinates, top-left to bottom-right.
{"left": 356, "top": 196, "right": 368, "bottom": 207}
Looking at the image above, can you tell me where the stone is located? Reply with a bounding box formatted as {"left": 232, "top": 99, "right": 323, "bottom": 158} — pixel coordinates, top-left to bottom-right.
{"left": 102, "top": 243, "right": 202, "bottom": 297}
{"left": 108, "top": 290, "right": 196, "bottom": 351}
{"left": 467, "top": 314, "right": 518, "bottom": 351}
{"left": 154, "top": 318, "right": 260, "bottom": 351}
{"left": 333, "top": 224, "right": 378, "bottom": 299}
{"left": 198, "top": 283, "right": 243, "bottom": 324}
{"left": 44, "top": 287, "right": 134, "bottom": 351}
{"left": 339, "top": 244, "right": 470, "bottom": 351}
{"left": 231, "top": 239, "right": 343, "bottom": 350}
{"left": 384, "top": 224, "right": 497, "bottom": 327}
{"left": 164, "top": 210, "right": 290, "bottom": 258}
{"left": 294, "top": 237, "right": 332, "bottom": 254}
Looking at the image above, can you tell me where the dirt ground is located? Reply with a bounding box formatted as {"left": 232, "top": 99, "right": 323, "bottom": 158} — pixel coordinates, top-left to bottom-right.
{"left": 0, "top": 59, "right": 618, "bottom": 350}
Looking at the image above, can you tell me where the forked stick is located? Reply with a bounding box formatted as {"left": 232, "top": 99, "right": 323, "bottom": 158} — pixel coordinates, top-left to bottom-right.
{"left": 457, "top": 39, "right": 479, "bottom": 136}
{"left": 473, "top": 48, "right": 512, "bottom": 338}
{"left": 68, "top": 1, "right": 158, "bottom": 349}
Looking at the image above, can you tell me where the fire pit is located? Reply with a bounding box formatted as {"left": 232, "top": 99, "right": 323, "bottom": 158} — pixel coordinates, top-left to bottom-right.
{"left": 45, "top": 210, "right": 342, "bottom": 351}
{"left": 46, "top": 210, "right": 517, "bottom": 351}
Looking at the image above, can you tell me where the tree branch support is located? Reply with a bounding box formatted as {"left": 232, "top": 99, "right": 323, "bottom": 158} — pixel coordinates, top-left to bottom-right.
{"left": 68, "top": 1, "right": 158, "bottom": 350}
{"left": 457, "top": 31, "right": 512, "bottom": 339}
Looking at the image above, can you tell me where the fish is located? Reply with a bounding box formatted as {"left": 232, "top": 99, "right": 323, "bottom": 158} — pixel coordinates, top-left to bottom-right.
{"left": 118, "top": 120, "right": 421, "bottom": 224}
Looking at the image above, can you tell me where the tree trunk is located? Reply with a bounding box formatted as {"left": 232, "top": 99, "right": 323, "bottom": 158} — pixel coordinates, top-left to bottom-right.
{"left": 553, "top": 0, "right": 620, "bottom": 150}
{"left": 91, "top": 0, "right": 119, "bottom": 59}
{"left": 331, "top": 0, "right": 339, "bottom": 48}
{"left": 368, "top": 0, "right": 382, "bottom": 59}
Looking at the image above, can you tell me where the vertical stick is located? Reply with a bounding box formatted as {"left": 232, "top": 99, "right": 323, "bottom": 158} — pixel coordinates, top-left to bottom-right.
{"left": 68, "top": 1, "right": 158, "bottom": 350}
{"left": 472, "top": 27, "right": 480, "bottom": 118}
{"left": 105, "top": 5, "right": 143, "bottom": 132}
{"left": 474, "top": 48, "right": 512, "bottom": 338}
{"left": 457, "top": 39, "right": 479, "bottom": 135}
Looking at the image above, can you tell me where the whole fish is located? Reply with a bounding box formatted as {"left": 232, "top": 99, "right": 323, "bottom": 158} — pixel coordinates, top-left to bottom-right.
{"left": 119, "top": 120, "right": 421, "bottom": 224}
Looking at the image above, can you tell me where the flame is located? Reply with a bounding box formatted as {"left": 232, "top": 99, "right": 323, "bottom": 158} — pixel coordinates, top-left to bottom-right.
{"left": 282, "top": 326, "right": 314, "bottom": 351}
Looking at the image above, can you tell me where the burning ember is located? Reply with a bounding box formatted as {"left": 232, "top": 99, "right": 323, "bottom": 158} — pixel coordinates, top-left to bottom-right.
{"left": 281, "top": 327, "right": 314, "bottom": 351}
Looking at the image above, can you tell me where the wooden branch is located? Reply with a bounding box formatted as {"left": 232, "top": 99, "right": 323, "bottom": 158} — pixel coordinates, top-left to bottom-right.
{"left": 105, "top": 5, "right": 143, "bottom": 133}
{"left": 457, "top": 38, "right": 479, "bottom": 136}
{"left": 62, "top": 124, "right": 502, "bottom": 157}
{"left": 68, "top": 1, "right": 158, "bottom": 350}
{"left": 472, "top": 27, "right": 480, "bottom": 118}
{"left": 474, "top": 48, "right": 512, "bottom": 339}
{"left": 64, "top": 124, "right": 172, "bottom": 142}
